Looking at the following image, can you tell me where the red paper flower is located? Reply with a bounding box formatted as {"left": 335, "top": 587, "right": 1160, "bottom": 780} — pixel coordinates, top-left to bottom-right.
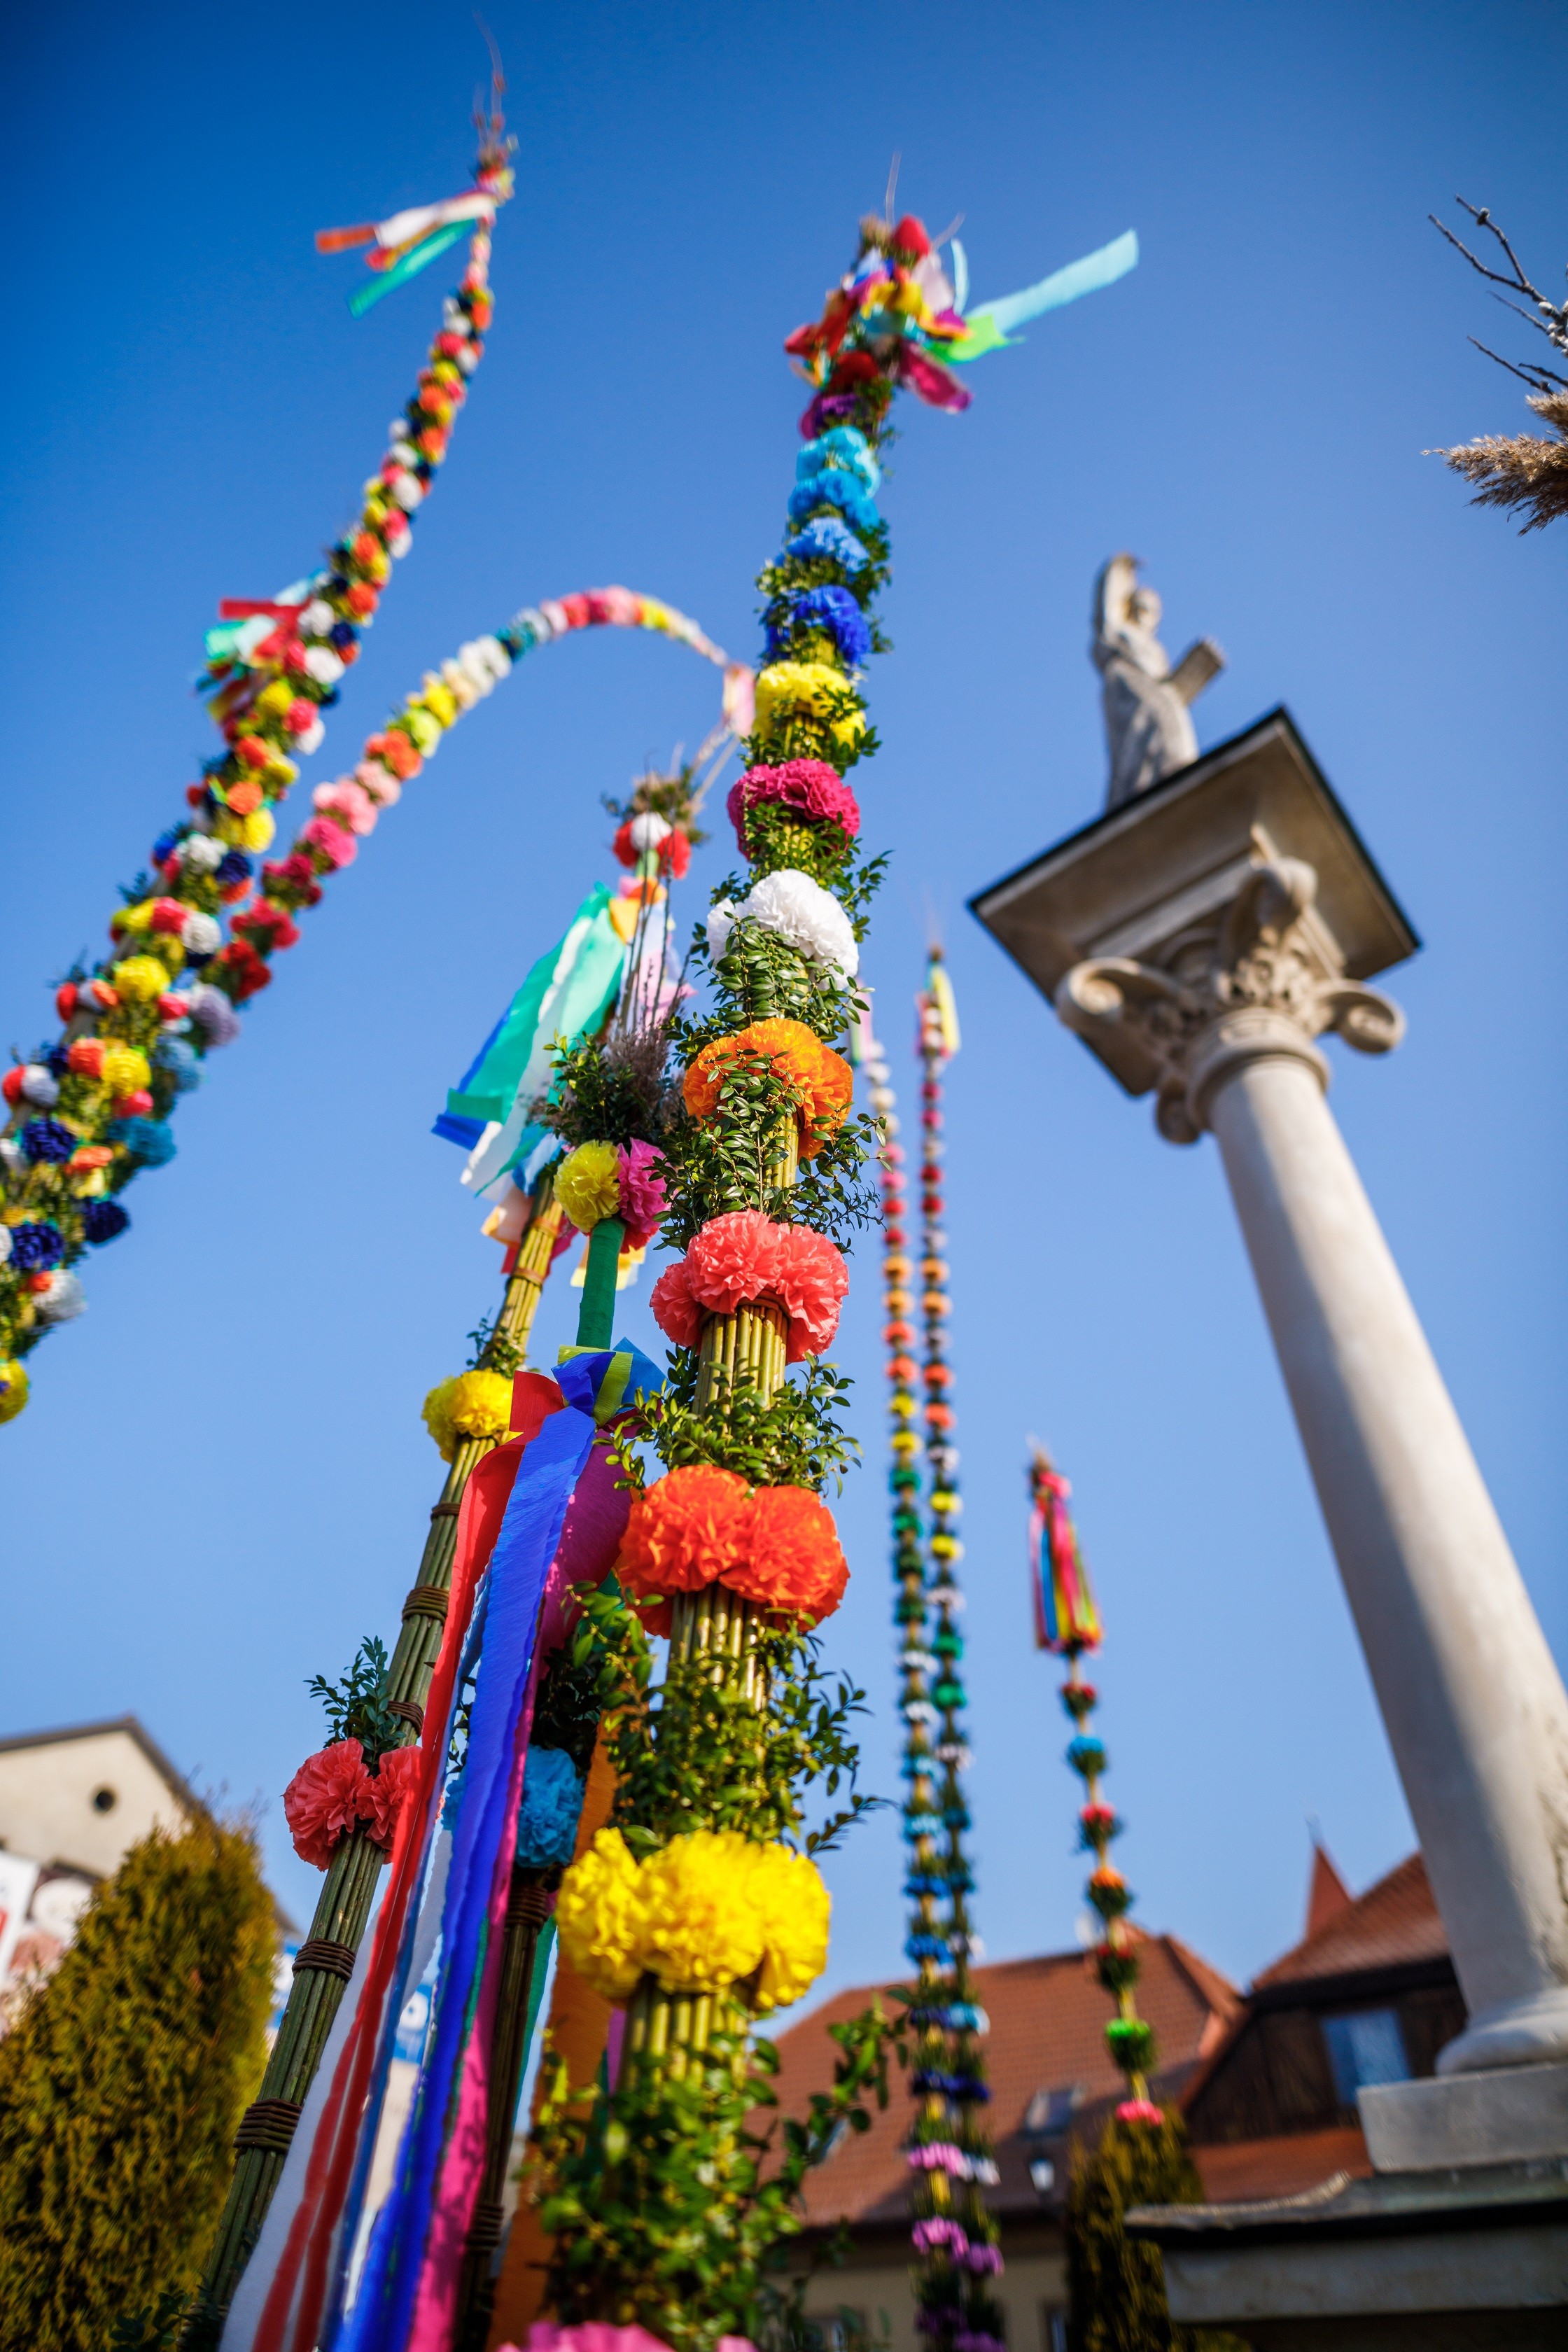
{"left": 648, "top": 1259, "right": 704, "bottom": 1349}
{"left": 618, "top": 1465, "right": 752, "bottom": 1604}
{"left": 725, "top": 1486, "right": 848, "bottom": 1625}
{"left": 284, "top": 1737, "right": 376, "bottom": 1870}
{"left": 365, "top": 1744, "right": 421, "bottom": 1851}
{"left": 653, "top": 1213, "right": 849, "bottom": 1362}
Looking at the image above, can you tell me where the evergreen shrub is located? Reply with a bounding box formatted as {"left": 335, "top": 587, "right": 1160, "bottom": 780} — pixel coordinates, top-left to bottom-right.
{"left": 1066, "top": 2110, "right": 1246, "bottom": 2352}
{"left": 0, "top": 1816, "right": 275, "bottom": 2350}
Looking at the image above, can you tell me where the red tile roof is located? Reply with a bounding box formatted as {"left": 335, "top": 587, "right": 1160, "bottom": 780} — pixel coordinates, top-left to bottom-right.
{"left": 1192, "top": 2125, "right": 1371, "bottom": 2204}
{"left": 1253, "top": 1853, "right": 1446, "bottom": 1990}
{"left": 767, "top": 1934, "right": 1239, "bottom": 2230}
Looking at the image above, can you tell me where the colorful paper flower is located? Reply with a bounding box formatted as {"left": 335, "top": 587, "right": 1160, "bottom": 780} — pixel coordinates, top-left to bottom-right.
{"left": 284, "top": 1738, "right": 377, "bottom": 1870}
{"left": 749, "top": 1838, "right": 832, "bottom": 2012}
{"left": 650, "top": 1212, "right": 849, "bottom": 1362}
{"left": 707, "top": 868, "right": 859, "bottom": 980}
{"left": 725, "top": 1485, "right": 848, "bottom": 1623}
{"left": 682, "top": 1020, "right": 853, "bottom": 1158}
{"left": 616, "top": 1139, "right": 668, "bottom": 1249}
{"left": 555, "top": 1826, "right": 646, "bottom": 2001}
{"left": 517, "top": 1746, "right": 587, "bottom": 1869}
{"left": 619, "top": 1465, "right": 752, "bottom": 1599}
{"left": 555, "top": 1140, "right": 623, "bottom": 1233}
{"left": 636, "top": 1830, "right": 770, "bottom": 1993}
{"left": 365, "top": 1744, "right": 420, "bottom": 1851}
{"left": 752, "top": 660, "right": 866, "bottom": 755}
{"left": 0, "top": 1359, "right": 28, "bottom": 1423}
{"left": 727, "top": 759, "right": 861, "bottom": 850}
{"left": 421, "top": 1367, "right": 514, "bottom": 1461}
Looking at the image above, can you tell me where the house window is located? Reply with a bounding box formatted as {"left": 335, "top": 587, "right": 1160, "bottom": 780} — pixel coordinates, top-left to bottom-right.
{"left": 1321, "top": 2006, "right": 1409, "bottom": 2105}
{"left": 802, "top": 2310, "right": 869, "bottom": 2352}
{"left": 1040, "top": 2306, "right": 1068, "bottom": 2352}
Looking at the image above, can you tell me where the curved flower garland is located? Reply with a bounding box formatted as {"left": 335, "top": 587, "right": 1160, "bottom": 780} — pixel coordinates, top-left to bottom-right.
{"left": 0, "top": 578, "right": 741, "bottom": 1420}
{"left": 863, "top": 962, "right": 1004, "bottom": 2352}
{"left": 1030, "top": 1447, "right": 1161, "bottom": 2124}
{"left": 0, "top": 183, "right": 511, "bottom": 1420}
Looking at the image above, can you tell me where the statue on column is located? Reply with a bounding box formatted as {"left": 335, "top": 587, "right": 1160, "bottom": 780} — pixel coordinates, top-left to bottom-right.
{"left": 1092, "top": 554, "right": 1225, "bottom": 810}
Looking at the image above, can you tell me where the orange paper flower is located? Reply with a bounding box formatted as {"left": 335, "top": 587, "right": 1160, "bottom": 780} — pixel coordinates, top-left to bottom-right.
{"left": 618, "top": 1467, "right": 848, "bottom": 1632}
{"left": 726, "top": 1485, "right": 849, "bottom": 1623}
{"left": 619, "top": 1465, "right": 752, "bottom": 1605}
{"left": 682, "top": 1019, "right": 853, "bottom": 1158}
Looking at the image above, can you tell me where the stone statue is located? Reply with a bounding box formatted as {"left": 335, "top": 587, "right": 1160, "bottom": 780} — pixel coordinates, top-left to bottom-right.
{"left": 1092, "top": 554, "right": 1225, "bottom": 811}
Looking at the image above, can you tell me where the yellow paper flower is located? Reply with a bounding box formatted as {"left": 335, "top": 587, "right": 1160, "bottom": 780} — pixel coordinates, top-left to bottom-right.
{"left": 753, "top": 660, "right": 866, "bottom": 753}
{"left": 750, "top": 1843, "right": 830, "bottom": 2014}
{"left": 556, "top": 1828, "right": 647, "bottom": 2001}
{"left": 420, "top": 1367, "right": 512, "bottom": 1461}
{"left": 419, "top": 678, "right": 459, "bottom": 728}
{"left": 255, "top": 680, "right": 295, "bottom": 719}
{"left": 554, "top": 1140, "right": 622, "bottom": 1234}
{"left": 0, "top": 1360, "right": 29, "bottom": 1425}
{"left": 242, "top": 808, "right": 276, "bottom": 853}
{"left": 112, "top": 900, "right": 154, "bottom": 938}
{"left": 637, "top": 1830, "right": 768, "bottom": 1993}
{"left": 112, "top": 955, "right": 171, "bottom": 1003}
{"left": 100, "top": 1044, "right": 150, "bottom": 1095}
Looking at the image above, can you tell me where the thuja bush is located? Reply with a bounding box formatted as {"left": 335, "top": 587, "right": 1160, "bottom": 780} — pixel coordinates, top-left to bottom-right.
{"left": 1066, "top": 2112, "right": 1246, "bottom": 2352}
{"left": 0, "top": 1816, "right": 276, "bottom": 2350}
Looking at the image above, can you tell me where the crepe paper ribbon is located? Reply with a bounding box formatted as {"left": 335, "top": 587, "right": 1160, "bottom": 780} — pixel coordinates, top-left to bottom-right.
{"left": 336, "top": 1349, "right": 648, "bottom": 2352}
{"left": 437, "top": 886, "right": 626, "bottom": 1172}
{"left": 1030, "top": 1463, "right": 1101, "bottom": 1654}
{"left": 318, "top": 183, "right": 507, "bottom": 316}
{"left": 946, "top": 229, "right": 1139, "bottom": 362}
{"left": 230, "top": 1410, "right": 533, "bottom": 2352}
{"left": 204, "top": 593, "right": 313, "bottom": 676}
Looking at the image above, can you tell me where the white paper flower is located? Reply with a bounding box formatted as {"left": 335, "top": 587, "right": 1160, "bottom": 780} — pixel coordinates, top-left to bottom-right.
{"left": 0, "top": 1226, "right": 11, "bottom": 1265}
{"left": 295, "top": 716, "right": 326, "bottom": 757}
{"left": 390, "top": 471, "right": 424, "bottom": 512}
{"left": 301, "top": 598, "right": 335, "bottom": 638}
{"left": 180, "top": 832, "right": 223, "bottom": 871}
{"left": 707, "top": 868, "right": 858, "bottom": 979}
{"left": 629, "top": 811, "right": 672, "bottom": 853}
{"left": 304, "top": 645, "right": 344, "bottom": 687}
{"left": 20, "top": 1065, "right": 59, "bottom": 1108}
{"left": 181, "top": 911, "right": 221, "bottom": 956}
{"left": 36, "top": 1270, "right": 86, "bottom": 1323}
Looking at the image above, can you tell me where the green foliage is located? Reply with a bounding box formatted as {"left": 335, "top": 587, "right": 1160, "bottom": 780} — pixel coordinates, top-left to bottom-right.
{"left": 568, "top": 1583, "right": 880, "bottom": 1858}
{"left": 531, "top": 1637, "right": 606, "bottom": 1777}
{"left": 466, "top": 1310, "right": 525, "bottom": 1377}
{"left": 0, "top": 1818, "right": 275, "bottom": 2352}
{"left": 109, "top": 2289, "right": 189, "bottom": 2350}
{"left": 602, "top": 760, "right": 709, "bottom": 851}
{"left": 705, "top": 918, "right": 859, "bottom": 1049}
{"left": 546, "top": 1020, "right": 676, "bottom": 1152}
{"left": 657, "top": 1060, "right": 880, "bottom": 1252}
{"left": 531, "top": 2005, "right": 897, "bottom": 2352}
{"left": 1066, "top": 2113, "right": 1245, "bottom": 2352}
{"left": 306, "top": 1634, "right": 400, "bottom": 1767}
{"left": 757, "top": 516, "right": 892, "bottom": 614}
{"left": 734, "top": 801, "right": 856, "bottom": 889}
{"left": 640, "top": 1359, "right": 860, "bottom": 1496}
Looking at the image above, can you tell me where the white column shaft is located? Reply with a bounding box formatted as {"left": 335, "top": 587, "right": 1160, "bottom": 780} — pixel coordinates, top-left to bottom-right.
{"left": 1206, "top": 1050, "right": 1568, "bottom": 2068}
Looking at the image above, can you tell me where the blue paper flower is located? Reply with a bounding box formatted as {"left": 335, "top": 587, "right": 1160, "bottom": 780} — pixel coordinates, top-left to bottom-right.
{"left": 106, "top": 1116, "right": 177, "bottom": 1168}
{"left": 787, "top": 471, "right": 881, "bottom": 537}
{"left": 10, "top": 1222, "right": 64, "bottom": 1273}
{"left": 154, "top": 1038, "right": 202, "bottom": 1092}
{"left": 21, "top": 1117, "right": 75, "bottom": 1165}
{"left": 515, "top": 1744, "right": 585, "bottom": 1868}
{"left": 784, "top": 516, "right": 870, "bottom": 575}
{"left": 153, "top": 827, "right": 185, "bottom": 867}
{"left": 766, "top": 585, "right": 872, "bottom": 668}
{"left": 797, "top": 426, "right": 881, "bottom": 495}
{"left": 216, "top": 849, "right": 253, "bottom": 888}
{"left": 82, "top": 1200, "right": 130, "bottom": 1245}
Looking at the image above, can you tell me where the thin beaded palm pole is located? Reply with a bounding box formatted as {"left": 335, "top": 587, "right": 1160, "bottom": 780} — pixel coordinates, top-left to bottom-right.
{"left": 1030, "top": 1448, "right": 1162, "bottom": 2120}
{"left": 196, "top": 1174, "right": 564, "bottom": 2324}
{"left": 862, "top": 958, "right": 1004, "bottom": 2352}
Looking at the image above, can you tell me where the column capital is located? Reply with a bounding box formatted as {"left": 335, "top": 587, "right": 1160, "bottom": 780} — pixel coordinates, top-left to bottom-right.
{"left": 1055, "top": 846, "right": 1406, "bottom": 1144}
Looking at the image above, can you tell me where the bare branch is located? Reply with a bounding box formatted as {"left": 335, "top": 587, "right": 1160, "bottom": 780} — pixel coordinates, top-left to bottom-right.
{"left": 1467, "top": 335, "right": 1568, "bottom": 395}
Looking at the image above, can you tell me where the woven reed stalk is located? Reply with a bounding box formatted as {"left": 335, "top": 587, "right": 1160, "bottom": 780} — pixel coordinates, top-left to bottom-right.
{"left": 197, "top": 1177, "right": 563, "bottom": 2323}
{"left": 452, "top": 1870, "right": 552, "bottom": 2352}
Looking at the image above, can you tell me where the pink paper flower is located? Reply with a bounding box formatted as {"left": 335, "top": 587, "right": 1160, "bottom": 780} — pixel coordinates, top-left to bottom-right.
{"left": 365, "top": 1744, "right": 421, "bottom": 1851}
{"left": 313, "top": 777, "right": 379, "bottom": 836}
{"left": 616, "top": 1139, "right": 668, "bottom": 1250}
{"left": 356, "top": 760, "right": 402, "bottom": 807}
{"left": 1115, "top": 2098, "right": 1165, "bottom": 2127}
{"left": 284, "top": 1738, "right": 375, "bottom": 1870}
{"left": 727, "top": 760, "right": 862, "bottom": 851}
{"left": 649, "top": 1259, "right": 703, "bottom": 1349}
{"left": 650, "top": 1214, "right": 848, "bottom": 1361}
{"left": 300, "top": 814, "right": 357, "bottom": 869}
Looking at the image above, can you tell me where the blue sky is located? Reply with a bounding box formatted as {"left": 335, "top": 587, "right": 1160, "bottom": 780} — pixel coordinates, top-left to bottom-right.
{"left": 4, "top": 1, "right": 1565, "bottom": 2007}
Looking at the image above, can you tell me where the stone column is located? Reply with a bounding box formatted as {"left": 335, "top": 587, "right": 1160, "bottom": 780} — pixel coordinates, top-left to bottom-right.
{"left": 1054, "top": 853, "right": 1568, "bottom": 2073}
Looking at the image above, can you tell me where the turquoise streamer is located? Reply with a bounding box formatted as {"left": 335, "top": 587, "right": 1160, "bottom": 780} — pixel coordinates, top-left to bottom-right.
{"left": 349, "top": 221, "right": 469, "bottom": 318}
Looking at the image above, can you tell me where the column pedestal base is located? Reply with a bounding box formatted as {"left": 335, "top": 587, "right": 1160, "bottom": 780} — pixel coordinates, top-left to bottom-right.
{"left": 1359, "top": 2062, "right": 1568, "bottom": 2172}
